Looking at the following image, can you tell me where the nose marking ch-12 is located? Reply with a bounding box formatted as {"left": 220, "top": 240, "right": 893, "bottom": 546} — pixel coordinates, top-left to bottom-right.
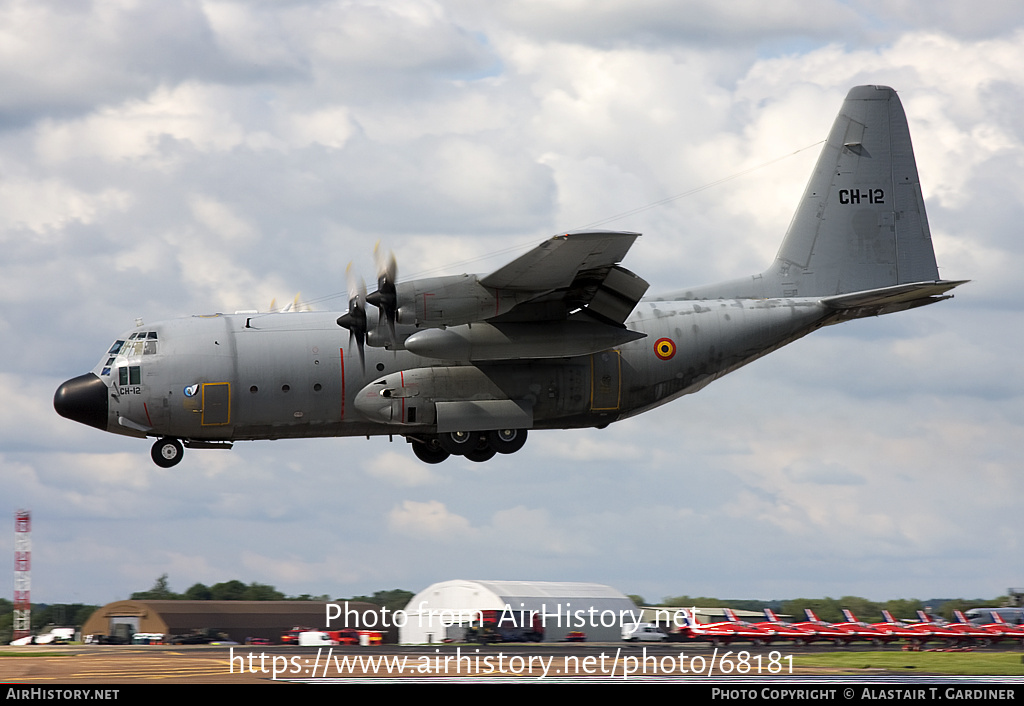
{"left": 54, "top": 86, "right": 966, "bottom": 467}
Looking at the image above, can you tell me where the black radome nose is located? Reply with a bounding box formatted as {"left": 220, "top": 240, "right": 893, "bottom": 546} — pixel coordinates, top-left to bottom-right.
{"left": 54, "top": 373, "right": 109, "bottom": 431}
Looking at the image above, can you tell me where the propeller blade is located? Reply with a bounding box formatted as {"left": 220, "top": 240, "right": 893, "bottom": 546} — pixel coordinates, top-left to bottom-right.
{"left": 368, "top": 242, "right": 398, "bottom": 345}
{"left": 337, "top": 263, "right": 367, "bottom": 369}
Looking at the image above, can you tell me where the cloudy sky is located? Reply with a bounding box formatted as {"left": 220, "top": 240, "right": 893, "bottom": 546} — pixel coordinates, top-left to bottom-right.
{"left": 2, "top": 0, "right": 1021, "bottom": 609}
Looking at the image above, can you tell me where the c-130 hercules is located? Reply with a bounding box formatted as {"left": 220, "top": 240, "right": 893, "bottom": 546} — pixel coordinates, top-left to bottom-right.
{"left": 55, "top": 86, "right": 965, "bottom": 467}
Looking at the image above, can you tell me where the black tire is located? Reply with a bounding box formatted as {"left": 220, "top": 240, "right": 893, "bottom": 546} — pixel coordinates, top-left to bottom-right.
{"left": 152, "top": 438, "right": 184, "bottom": 468}
{"left": 465, "top": 445, "right": 497, "bottom": 463}
{"left": 438, "top": 431, "right": 480, "bottom": 455}
{"left": 411, "top": 438, "right": 450, "bottom": 464}
{"left": 488, "top": 428, "right": 528, "bottom": 454}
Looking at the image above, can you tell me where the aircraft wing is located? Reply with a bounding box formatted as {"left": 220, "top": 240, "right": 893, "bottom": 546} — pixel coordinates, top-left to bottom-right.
{"left": 481, "top": 230, "right": 649, "bottom": 325}
{"left": 482, "top": 230, "right": 639, "bottom": 290}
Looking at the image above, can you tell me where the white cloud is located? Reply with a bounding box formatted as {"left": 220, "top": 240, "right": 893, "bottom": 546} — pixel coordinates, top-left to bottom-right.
{"left": 4, "top": 1, "right": 1023, "bottom": 605}
{"left": 388, "top": 499, "right": 475, "bottom": 539}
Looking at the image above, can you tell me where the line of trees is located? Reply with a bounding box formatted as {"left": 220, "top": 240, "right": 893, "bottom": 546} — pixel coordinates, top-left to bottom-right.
{"left": 128, "top": 574, "right": 413, "bottom": 611}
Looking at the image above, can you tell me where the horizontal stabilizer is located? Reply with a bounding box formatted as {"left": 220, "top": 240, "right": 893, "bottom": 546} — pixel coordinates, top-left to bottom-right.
{"left": 821, "top": 279, "right": 968, "bottom": 317}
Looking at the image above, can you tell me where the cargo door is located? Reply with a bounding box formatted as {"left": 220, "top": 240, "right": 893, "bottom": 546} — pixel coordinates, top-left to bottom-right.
{"left": 590, "top": 351, "right": 621, "bottom": 411}
{"left": 201, "top": 382, "right": 231, "bottom": 426}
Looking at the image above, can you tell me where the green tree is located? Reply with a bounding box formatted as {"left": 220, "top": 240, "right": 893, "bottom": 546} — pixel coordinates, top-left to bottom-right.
{"left": 209, "top": 580, "right": 247, "bottom": 600}
{"left": 781, "top": 597, "right": 845, "bottom": 623}
{"left": 347, "top": 589, "right": 414, "bottom": 612}
{"left": 660, "top": 595, "right": 731, "bottom": 608}
{"left": 881, "top": 598, "right": 923, "bottom": 622}
{"left": 241, "top": 582, "right": 285, "bottom": 601}
{"left": 183, "top": 583, "right": 212, "bottom": 600}
{"left": 131, "top": 574, "right": 179, "bottom": 600}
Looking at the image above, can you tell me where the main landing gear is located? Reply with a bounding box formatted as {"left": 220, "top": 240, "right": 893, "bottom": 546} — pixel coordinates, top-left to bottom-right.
{"left": 407, "top": 429, "right": 528, "bottom": 464}
{"left": 151, "top": 437, "right": 184, "bottom": 468}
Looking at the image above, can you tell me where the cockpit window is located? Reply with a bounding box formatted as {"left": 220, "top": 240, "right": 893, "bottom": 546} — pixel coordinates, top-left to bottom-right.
{"left": 118, "top": 366, "right": 141, "bottom": 385}
{"left": 108, "top": 340, "right": 125, "bottom": 355}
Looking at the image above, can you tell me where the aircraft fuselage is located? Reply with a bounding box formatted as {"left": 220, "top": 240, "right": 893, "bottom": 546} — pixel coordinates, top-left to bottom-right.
{"left": 59, "top": 296, "right": 828, "bottom": 447}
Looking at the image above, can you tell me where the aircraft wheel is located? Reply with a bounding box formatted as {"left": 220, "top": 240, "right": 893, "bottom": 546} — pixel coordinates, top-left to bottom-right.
{"left": 411, "top": 438, "right": 450, "bottom": 464}
{"left": 151, "top": 438, "right": 184, "bottom": 468}
{"left": 438, "top": 431, "right": 479, "bottom": 455}
{"left": 465, "top": 446, "right": 497, "bottom": 463}
{"left": 488, "top": 428, "right": 527, "bottom": 454}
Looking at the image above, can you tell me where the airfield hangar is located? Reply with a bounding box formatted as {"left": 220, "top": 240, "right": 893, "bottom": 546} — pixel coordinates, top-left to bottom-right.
{"left": 80, "top": 600, "right": 386, "bottom": 643}
{"left": 399, "top": 579, "right": 638, "bottom": 644}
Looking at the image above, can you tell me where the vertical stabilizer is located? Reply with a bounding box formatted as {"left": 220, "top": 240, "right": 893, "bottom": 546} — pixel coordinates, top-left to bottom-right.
{"left": 672, "top": 86, "right": 947, "bottom": 302}
{"left": 771, "top": 85, "right": 938, "bottom": 296}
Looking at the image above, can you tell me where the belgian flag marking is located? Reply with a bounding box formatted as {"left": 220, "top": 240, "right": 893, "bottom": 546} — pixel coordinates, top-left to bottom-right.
{"left": 654, "top": 337, "right": 676, "bottom": 360}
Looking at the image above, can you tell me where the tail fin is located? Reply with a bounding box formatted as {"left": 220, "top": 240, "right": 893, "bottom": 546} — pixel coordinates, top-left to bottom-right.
{"left": 882, "top": 609, "right": 898, "bottom": 623}
{"left": 680, "top": 86, "right": 964, "bottom": 303}
{"left": 842, "top": 609, "right": 858, "bottom": 623}
{"left": 917, "top": 610, "right": 932, "bottom": 623}
{"left": 764, "top": 608, "right": 781, "bottom": 623}
{"left": 954, "top": 610, "right": 968, "bottom": 624}
{"left": 771, "top": 85, "right": 939, "bottom": 297}
{"left": 805, "top": 608, "right": 821, "bottom": 623}
{"left": 992, "top": 612, "right": 1006, "bottom": 625}
{"left": 723, "top": 607, "right": 738, "bottom": 622}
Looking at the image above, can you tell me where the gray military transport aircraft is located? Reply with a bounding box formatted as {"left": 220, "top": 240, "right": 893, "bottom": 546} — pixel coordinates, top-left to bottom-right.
{"left": 55, "top": 85, "right": 965, "bottom": 467}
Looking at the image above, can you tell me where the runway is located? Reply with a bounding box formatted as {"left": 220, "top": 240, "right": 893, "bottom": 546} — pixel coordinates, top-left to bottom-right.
{"left": 1, "top": 643, "right": 1020, "bottom": 684}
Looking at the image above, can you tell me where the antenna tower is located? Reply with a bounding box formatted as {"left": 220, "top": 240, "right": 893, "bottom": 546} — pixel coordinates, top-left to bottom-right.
{"left": 14, "top": 510, "right": 31, "bottom": 641}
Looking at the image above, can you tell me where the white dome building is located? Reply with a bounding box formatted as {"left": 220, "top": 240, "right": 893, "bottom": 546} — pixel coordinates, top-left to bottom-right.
{"left": 399, "top": 579, "right": 640, "bottom": 644}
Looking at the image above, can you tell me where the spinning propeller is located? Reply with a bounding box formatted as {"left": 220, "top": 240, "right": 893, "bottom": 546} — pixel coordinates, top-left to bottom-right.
{"left": 336, "top": 244, "right": 400, "bottom": 366}
{"left": 336, "top": 263, "right": 368, "bottom": 368}
{"left": 367, "top": 242, "right": 398, "bottom": 344}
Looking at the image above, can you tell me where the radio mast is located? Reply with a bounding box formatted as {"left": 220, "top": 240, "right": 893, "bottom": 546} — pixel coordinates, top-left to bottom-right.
{"left": 14, "top": 510, "right": 31, "bottom": 641}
